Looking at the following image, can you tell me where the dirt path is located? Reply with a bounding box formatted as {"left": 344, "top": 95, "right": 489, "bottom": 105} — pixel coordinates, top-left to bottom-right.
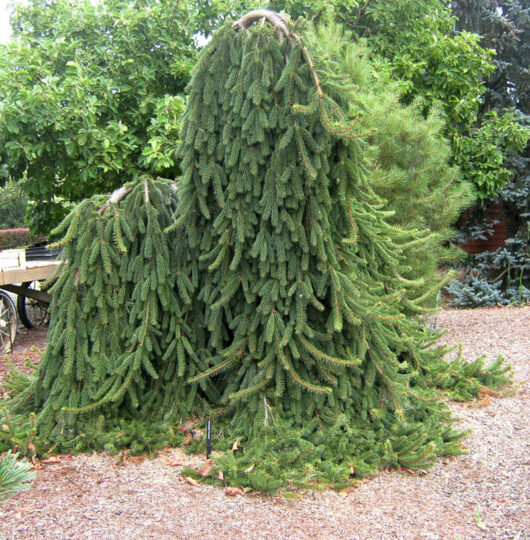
{"left": 0, "top": 307, "right": 529, "bottom": 539}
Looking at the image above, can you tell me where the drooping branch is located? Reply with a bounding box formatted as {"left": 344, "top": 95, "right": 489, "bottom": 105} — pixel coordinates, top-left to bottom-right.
{"left": 233, "top": 10, "right": 357, "bottom": 134}
{"left": 232, "top": 9, "right": 290, "bottom": 38}
{"left": 97, "top": 186, "right": 133, "bottom": 214}
{"left": 97, "top": 181, "right": 179, "bottom": 215}
{"left": 232, "top": 10, "right": 323, "bottom": 99}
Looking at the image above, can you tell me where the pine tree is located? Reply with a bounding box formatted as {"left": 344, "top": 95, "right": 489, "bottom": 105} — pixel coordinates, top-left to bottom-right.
{"left": 299, "top": 24, "right": 475, "bottom": 309}
{"left": 1, "top": 11, "right": 512, "bottom": 490}
{"left": 4, "top": 178, "right": 207, "bottom": 452}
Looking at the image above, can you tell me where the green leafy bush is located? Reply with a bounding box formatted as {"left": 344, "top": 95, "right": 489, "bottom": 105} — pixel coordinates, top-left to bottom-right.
{"left": 0, "top": 0, "right": 196, "bottom": 233}
{"left": 0, "top": 183, "right": 28, "bottom": 229}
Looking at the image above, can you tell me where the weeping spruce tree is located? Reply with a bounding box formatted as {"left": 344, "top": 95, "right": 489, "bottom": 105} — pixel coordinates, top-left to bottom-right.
{"left": 2, "top": 12, "right": 511, "bottom": 491}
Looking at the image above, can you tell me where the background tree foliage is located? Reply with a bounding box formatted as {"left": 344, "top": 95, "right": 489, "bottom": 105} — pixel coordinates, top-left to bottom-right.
{"left": 0, "top": 0, "right": 527, "bottom": 307}
{"left": 447, "top": 0, "right": 530, "bottom": 306}
{"left": 1, "top": 0, "right": 526, "bottom": 234}
{"left": 453, "top": 0, "right": 529, "bottom": 112}
{"left": 0, "top": 183, "right": 28, "bottom": 229}
{"left": 453, "top": 0, "right": 529, "bottom": 234}
{"left": 0, "top": 0, "right": 194, "bottom": 232}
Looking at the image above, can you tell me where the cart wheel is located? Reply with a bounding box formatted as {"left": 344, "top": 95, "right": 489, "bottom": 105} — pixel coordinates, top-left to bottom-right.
{"left": 0, "top": 290, "right": 17, "bottom": 353}
{"left": 17, "top": 281, "right": 50, "bottom": 329}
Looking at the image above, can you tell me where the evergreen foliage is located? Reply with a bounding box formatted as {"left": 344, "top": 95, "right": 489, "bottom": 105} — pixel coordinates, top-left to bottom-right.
{"left": 318, "top": 31, "right": 475, "bottom": 303}
{"left": 453, "top": 0, "right": 529, "bottom": 113}
{"left": 0, "top": 450, "right": 35, "bottom": 502}
{"left": 1, "top": 13, "right": 513, "bottom": 491}
{"left": 194, "top": 0, "right": 526, "bottom": 202}
{"left": 446, "top": 238, "right": 530, "bottom": 307}
{"left": 2, "top": 178, "right": 192, "bottom": 452}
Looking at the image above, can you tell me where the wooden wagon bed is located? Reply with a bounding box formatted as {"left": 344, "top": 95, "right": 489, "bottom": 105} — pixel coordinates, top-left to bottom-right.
{"left": 0, "top": 248, "right": 60, "bottom": 351}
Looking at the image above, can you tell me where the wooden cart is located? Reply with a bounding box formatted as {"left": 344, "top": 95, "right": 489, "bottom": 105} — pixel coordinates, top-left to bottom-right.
{"left": 0, "top": 248, "right": 60, "bottom": 352}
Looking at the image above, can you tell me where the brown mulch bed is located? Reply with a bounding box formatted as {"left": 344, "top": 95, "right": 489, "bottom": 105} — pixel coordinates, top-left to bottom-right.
{"left": 0, "top": 307, "right": 529, "bottom": 539}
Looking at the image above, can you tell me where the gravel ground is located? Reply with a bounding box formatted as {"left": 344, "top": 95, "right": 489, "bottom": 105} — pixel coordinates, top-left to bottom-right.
{"left": 0, "top": 306, "right": 528, "bottom": 540}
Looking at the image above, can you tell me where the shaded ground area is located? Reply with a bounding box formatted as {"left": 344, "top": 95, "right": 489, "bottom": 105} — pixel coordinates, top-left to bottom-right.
{"left": 0, "top": 307, "right": 529, "bottom": 539}
{"left": 0, "top": 325, "right": 47, "bottom": 386}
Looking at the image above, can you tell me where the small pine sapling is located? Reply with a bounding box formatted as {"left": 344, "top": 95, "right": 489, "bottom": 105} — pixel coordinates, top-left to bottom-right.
{"left": 0, "top": 451, "right": 35, "bottom": 502}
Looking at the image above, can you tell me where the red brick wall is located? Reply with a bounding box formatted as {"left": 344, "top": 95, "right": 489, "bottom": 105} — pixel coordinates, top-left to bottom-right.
{"left": 461, "top": 200, "right": 507, "bottom": 254}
